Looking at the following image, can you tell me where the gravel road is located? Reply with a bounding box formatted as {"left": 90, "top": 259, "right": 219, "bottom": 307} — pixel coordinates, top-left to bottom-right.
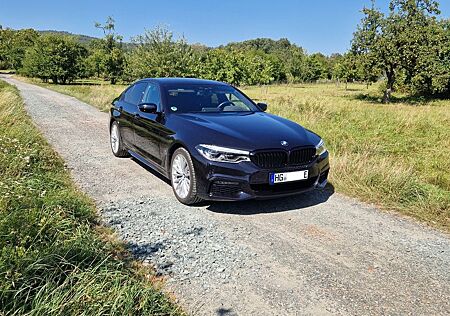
{"left": 2, "top": 75, "right": 449, "bottom": 316}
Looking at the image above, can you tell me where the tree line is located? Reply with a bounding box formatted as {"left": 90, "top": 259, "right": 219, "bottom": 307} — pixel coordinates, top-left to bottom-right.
{"left": 0, "top": 21, "right": 338, "bottom": 86}
{"left": 0, "top": 0, "right": 449, "bottom": 102}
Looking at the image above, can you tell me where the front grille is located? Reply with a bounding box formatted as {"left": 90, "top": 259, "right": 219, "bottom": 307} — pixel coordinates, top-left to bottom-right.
{"left": 250, "top": 147, "right": 316, "bottom": 169}
{"left": 250, "top": 151, "right": 288, "bottom": 169}
{"left": 290, "top": 147, "right": 316, "bottom": 165}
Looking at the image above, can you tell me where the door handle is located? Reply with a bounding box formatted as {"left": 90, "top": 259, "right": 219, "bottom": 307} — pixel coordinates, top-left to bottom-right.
{"left": 134, "top": 113, "right": 140, "bottom": 118}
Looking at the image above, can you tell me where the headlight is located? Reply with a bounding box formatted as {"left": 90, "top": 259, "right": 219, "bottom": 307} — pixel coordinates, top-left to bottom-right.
{"left": 315, "top": 139, "right": 327, "bottom": 156}
{"left": 195, "top": 144, "right": 250, "bottom": 163}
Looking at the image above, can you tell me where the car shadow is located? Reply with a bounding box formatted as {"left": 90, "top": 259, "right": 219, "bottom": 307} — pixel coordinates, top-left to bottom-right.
{"left": 205, "top": 183, "right": 335, "bottom": 215}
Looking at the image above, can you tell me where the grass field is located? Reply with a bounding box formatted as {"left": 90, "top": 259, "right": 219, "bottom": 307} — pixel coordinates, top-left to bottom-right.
{"left": 0, "top": 79, "right": 183, "bottom": 315}
{"left": 244, "top": 83, "right": 449, "bottom": 230}
{"left": 15, "top": 77, "right": 450, "bottom": 231}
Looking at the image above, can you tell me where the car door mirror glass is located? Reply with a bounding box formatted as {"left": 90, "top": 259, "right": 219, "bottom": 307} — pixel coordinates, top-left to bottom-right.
{"left": 138, "top": 103, "right": 158, "bottom": 113}
{"left": 256, "top": 102, "right": 268, "bottom": 111}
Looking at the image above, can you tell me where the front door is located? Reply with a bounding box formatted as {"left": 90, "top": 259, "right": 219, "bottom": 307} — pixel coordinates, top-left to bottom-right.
{"left": 134, "top": 83, "right": 165, "bottom": 165}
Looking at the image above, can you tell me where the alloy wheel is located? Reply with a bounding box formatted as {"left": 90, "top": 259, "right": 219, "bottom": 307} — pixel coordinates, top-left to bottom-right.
{"left": 110, "top": 123, "right": 120, "bottom": 154}
{"left": 171, "top": 154, "right": 191, "bottom": 199}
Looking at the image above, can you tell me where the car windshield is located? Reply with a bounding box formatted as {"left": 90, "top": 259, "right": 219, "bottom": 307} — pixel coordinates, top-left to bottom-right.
{"left": 162, "top": 84, "right": 259, "bottom": 113}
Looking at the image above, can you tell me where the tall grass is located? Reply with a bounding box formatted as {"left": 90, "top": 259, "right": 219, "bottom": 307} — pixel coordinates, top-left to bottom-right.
{"left": 0, "top": 80, "right": 183, "bottom": 315}
{"left": 15, "top": 77, "right": 450, "bottom": 231}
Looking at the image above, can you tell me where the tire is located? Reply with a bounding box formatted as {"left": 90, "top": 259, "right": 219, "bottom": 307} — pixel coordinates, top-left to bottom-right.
{"left": 110, "top": 121, "right": 130, "bottom": 158}
{"left": 170, "top": 148, "right": 202, "bottom": 205}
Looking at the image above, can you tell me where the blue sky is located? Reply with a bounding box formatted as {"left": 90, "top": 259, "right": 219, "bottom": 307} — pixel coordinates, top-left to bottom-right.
{"left": 1, "top": 0, "right": 449, "bottom": 55}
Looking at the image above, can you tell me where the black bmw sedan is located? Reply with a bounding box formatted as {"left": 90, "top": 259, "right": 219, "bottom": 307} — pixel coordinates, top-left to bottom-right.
{"left": 109, "top": 78, "right": 329, "bottom": 204}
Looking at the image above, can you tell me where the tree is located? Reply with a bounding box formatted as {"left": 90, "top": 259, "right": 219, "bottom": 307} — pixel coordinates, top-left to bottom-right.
{"left": 352, "top": 0, "right": 443, "bottom": 102}
{"left": 0, "top": 28, "right": 38, "bottom": 70}
{"left": 125, "top": 26, "right": 200, "bottom": 80}
{"left": 301, "top": 54, "right": 328, "bottom": 82}
{"left": 21, "top": 35, "right": 87, "bottom": 84}
{"left": 85, "top": 39, "right": 107, "bottom": 78}
{"left": 93, "top": 17, "right": 125, "bottom": 84}
{"left": 390, "top": 0, "right": 442, "bottom": 95}
{"left": 352, "top": 4, "right": 395, "bottom": 102}
{"left": 333, "top": 53, "right": 363, "bottom": 89}
{"left": 428, "top": 19, "right": 450, "bottom": 96}
{"left": 223, "top": 38, "right": 307, "bottom": 83}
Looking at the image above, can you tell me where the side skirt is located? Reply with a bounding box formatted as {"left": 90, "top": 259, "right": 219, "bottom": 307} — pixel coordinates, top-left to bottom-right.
{"left": 128, "top": 150, "right": 169, "bottom": 178}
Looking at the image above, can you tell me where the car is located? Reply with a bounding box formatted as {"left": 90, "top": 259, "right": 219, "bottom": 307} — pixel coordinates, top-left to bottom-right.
{"left": 109, "top": 78, "right": 330, "bottom": 205}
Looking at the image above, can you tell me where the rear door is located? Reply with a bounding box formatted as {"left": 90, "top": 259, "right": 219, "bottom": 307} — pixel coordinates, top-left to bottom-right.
{"left": 116, "top": 82, "right": 147, "bottom": 148}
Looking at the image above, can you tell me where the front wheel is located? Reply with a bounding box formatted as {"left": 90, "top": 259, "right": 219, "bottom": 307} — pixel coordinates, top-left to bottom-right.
{"left": 170, "top": 148, "right": 202, "bottom": 205}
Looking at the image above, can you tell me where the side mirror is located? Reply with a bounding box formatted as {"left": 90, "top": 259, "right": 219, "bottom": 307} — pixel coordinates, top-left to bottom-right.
{"left": 257, "top": 102, "right": 268, "bottom": 112}
{"left": 138, "top": 103, "right": 158, "bottom": 114}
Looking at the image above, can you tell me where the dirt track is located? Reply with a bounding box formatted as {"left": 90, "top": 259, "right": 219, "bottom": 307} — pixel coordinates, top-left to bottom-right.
{"left": 3, "top": 75, "right": 449, "bottom": 316}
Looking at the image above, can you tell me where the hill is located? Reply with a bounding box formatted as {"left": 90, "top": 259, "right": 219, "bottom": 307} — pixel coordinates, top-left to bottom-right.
{"left": 38, "top": 30, "right": 98, "bottom": 44}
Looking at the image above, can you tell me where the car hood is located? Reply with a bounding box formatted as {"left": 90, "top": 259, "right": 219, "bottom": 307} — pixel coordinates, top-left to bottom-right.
{"left": 171, "top": 112, "right": 320, "bottom": 150}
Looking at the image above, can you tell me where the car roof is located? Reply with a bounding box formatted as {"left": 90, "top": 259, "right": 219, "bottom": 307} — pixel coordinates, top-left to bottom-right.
{"left": 138, "top": 77, "right": 230, "bottom": 86}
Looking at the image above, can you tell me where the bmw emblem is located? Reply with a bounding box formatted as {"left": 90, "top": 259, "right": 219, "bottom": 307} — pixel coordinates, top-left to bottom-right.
{"left": 281, "top": 140, "right": 289, "bottom": 146}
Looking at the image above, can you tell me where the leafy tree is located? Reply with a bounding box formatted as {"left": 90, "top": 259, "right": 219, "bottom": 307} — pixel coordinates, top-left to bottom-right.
{"left": 389, "top": 0, "right": 442, "bottom": 95}
{"left": 93, "top": 17, "right": 125, "bottom": 84}
{"left": 429, "top": 19, "right": 450, "bottom": 95}
{"left": 85, "top": 39, "right": 107, "bottom": 78}
{"left": 125, "top": 26, "right": 200, "bottom": 80}
{"left": 352, "top": 0, "right": 444, "bottom": 102}
{"left": 0, "top": 28, "right": 39, "bottom": 70}
{"left": 197, "top": 48, "right": 283, "bottom": 86}
{"left": 352, "top": 4, "right": 395, "bottom": 102}
{"left": 333, "top": 53, "right": 363, "bottom": 89}
{"left": 21, "top": 35, "right": 87, "bottom": 84}
{"left": 301, "top": 54, "right": 328, "bottom": 82}
{"left": 224, "top": 38, "right": 307, "bottom": 83}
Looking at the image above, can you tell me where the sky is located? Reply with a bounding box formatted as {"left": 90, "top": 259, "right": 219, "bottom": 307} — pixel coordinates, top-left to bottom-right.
{"left": 1, "top": 0, "right": 449, "bottom": 55}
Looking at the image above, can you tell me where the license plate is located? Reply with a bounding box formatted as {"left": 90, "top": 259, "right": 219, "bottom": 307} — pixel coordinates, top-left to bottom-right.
{"left": 269, "top": 170, "right": 309, "bottom": 184}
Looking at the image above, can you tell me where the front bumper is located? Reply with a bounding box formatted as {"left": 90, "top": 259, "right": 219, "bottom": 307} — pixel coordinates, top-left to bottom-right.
{"left": 191, "top": 150, "right": 330, "bottom": 201}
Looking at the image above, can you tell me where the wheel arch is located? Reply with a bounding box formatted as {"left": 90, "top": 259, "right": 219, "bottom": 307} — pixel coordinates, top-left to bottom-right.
{"left": 166, "top": 141, "right": 189, "bottom": 174}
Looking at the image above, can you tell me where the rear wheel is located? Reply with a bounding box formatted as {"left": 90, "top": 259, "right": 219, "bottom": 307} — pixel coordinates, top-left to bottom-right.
{"left": 110, "top": 121, "right": 129, "bottom": 157}
{"left": 171, "top": 148, "right": 202, "bottom": 205}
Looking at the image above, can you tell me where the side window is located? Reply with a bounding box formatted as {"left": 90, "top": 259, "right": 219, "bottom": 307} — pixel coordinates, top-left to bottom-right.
{"left": 124, "top": 82, "right": 148, "bottom": 105}
{"left": 143, "top": 83, "right": 161, "bottom": 108}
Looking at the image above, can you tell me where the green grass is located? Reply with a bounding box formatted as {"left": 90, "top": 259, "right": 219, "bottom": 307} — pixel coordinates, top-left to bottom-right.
{"left": 15, "top": 77, "right": 450, "bottom": 231}
{"left": 0, "top": 80, "right": 183, "bottom": 315}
